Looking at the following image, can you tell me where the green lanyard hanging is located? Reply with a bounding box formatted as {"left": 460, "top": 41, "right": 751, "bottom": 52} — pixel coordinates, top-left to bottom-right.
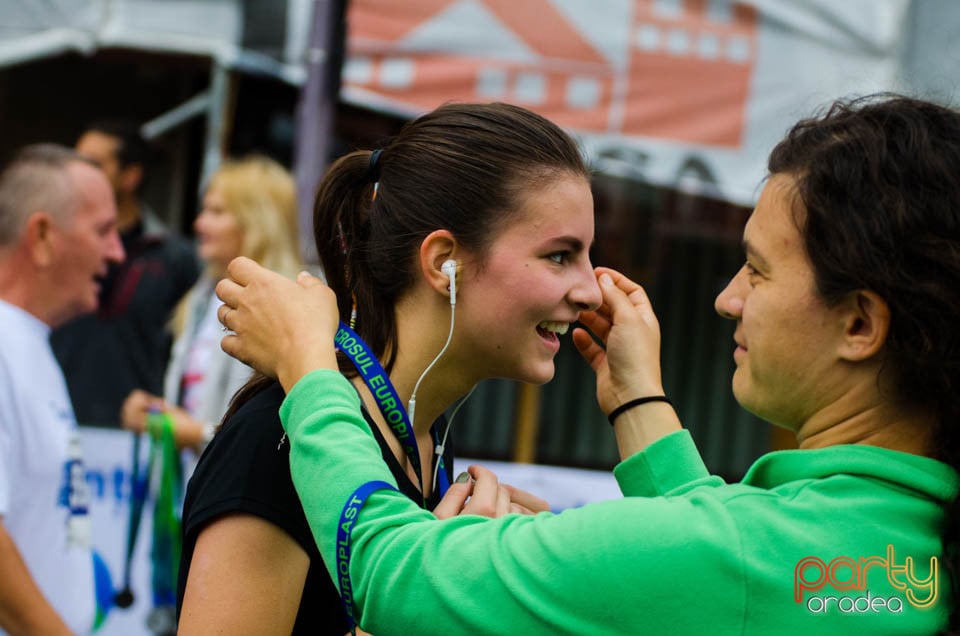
{"left": 145, "top": 411, "right": 182, "bottom": 631}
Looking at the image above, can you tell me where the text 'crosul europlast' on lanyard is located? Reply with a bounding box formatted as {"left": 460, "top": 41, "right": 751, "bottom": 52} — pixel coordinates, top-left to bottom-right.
{"left": 336, "top": 480, "right": 396, "bottom": 633}
{"left": 335, "top": 321, "right": 449, "bottom": 499}
{"left": 333, "top": 325, "right": 450, "bottom": 632}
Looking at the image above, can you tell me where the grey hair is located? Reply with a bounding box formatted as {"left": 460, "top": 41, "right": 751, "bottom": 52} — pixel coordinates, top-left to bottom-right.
{"left": 0, "top": 144, "right": 91, "bottom": 247}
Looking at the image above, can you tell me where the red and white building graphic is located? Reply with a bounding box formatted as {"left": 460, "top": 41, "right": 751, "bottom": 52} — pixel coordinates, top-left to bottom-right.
{"left": 624, "top": 0, "right": 756, "bottom": 146}
{"left": 344, "top": 0, "right": 756, "bottom": 145}
{"left": 341, "top": 0, "right": 911, "bottom": 204}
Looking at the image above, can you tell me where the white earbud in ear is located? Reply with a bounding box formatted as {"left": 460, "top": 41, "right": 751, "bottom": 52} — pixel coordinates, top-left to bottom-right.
{"left": 410, "top": 258, "right": 458, "bottom": 427}
{"left": 441, "top": 259, "right": 457, "bottom": 305}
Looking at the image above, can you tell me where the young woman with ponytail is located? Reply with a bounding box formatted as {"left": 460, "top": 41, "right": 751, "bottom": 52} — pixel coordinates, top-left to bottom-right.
{"left": 176, "top": 102, "right": 601, "bottom": 634}
{"left": 217, "top": 93, "right": 960, "bottom": 634}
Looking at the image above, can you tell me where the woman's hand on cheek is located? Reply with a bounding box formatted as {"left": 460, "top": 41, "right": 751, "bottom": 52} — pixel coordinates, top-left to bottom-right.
{"left": 216, "top": 256, "right": 341, "bottom": 393}
{"left": 572, "top": 267, "right": 664, "bottom": 415}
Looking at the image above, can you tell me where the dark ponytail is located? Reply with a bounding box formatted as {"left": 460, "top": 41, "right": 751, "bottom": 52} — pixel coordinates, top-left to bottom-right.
{"left": 312, "top": 150, "right": 401, "bottom": 375}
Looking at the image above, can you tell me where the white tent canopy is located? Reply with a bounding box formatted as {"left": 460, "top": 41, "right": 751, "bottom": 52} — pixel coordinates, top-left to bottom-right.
{"left": 0, "top": 0, "right": 311, "bottom": 82}
{"left": 0, "top": 0, "right": 328, "bottom": 238}
{"left": 338, "top": 0, "right": 960, "bottom": 205}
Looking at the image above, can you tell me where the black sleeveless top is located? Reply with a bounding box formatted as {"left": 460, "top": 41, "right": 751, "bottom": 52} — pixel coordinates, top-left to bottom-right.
{"left": 177, "top": 379, "right": 454, "bottom": 633}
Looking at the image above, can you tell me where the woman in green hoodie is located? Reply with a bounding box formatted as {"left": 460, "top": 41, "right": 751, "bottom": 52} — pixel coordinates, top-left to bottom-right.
{"left": 218, "top": 94, "right": 960, "bottom": 635}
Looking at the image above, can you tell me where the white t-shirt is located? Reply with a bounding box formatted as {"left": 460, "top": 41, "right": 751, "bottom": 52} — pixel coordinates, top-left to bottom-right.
{"left": 0, "top": 299, "right": 94, "bottom": 634}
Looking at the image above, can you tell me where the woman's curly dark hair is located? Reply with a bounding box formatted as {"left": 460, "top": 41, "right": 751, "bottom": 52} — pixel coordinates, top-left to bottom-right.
{"left": 769, "top": 93, "right": 960, "bottom": 634}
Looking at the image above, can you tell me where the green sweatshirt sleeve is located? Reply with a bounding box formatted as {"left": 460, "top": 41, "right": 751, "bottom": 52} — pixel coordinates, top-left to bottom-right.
{"left": 281, "top": 370, "right": 746, "bottom": 635}
{"left": 614, "top": 430, "right": 720, "bottom": 496}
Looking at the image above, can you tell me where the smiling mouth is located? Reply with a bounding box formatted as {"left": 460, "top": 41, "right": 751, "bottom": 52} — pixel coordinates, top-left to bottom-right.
{"left": 537, "top": 321, "right": 569, "bottom": 342}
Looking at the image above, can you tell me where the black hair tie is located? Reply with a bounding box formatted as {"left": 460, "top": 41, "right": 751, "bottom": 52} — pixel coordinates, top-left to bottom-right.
{"left": 607, "top": 396, "right": 672, "bottom": 426}
{"left": 367, "top": 148, "right": 383, "bottom": 181}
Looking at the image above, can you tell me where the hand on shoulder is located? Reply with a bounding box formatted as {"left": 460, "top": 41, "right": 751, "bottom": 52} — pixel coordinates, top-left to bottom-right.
{"left": 216, "top": 257, "right": 341, "bottom": 393}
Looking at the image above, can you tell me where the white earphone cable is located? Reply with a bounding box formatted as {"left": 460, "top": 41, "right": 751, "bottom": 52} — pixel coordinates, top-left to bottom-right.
{"left": 432, "top": 382, "right": 477, "bottom": 491}
{"left": 407, "top": 300, "right": 455, "bottom": 429}
{"left": 408, "top": 260, "right": 459, "bottom": 493}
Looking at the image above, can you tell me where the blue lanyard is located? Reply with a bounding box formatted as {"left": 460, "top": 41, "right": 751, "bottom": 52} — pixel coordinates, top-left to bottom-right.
{"left": 335, "top": 480, "right": 396, "bottom": 633}
{"left": 333, "top": 323, "right": 451, "bottom": 632}
{"left": 335, "top": 322, "right": 448, "bottom": 501}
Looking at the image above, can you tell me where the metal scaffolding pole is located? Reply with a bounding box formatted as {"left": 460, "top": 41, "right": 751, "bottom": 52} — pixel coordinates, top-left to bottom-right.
{"left": 292, "top": 0, "right": 346, "bottom": 265}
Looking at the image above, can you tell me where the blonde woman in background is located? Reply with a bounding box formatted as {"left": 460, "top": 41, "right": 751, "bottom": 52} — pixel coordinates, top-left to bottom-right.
{"left": 121, "top": 155, "right": 303, "bottom": 449}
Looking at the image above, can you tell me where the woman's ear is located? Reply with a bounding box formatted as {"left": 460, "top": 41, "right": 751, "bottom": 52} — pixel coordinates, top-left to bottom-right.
{"left": 837, "top": 290, "right": 890, "bottom": 362}
{"left": 419, "top": 230, "right": 459, "bottom": 299}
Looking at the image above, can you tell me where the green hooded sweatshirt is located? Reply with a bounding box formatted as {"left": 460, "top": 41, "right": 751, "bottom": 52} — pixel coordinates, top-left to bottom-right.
{"left": 282, "top": 369, "right": 956, "bottom": 635}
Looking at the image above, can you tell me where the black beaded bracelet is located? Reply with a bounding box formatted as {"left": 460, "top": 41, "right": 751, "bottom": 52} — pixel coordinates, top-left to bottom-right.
{"left": 607, "top": 395, "right": 672, "bottom": 426}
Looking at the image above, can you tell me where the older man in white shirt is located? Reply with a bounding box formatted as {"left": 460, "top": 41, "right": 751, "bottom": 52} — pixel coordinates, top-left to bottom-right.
{"left": 0, "top": 144, "right": 124, "bottom": 635}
